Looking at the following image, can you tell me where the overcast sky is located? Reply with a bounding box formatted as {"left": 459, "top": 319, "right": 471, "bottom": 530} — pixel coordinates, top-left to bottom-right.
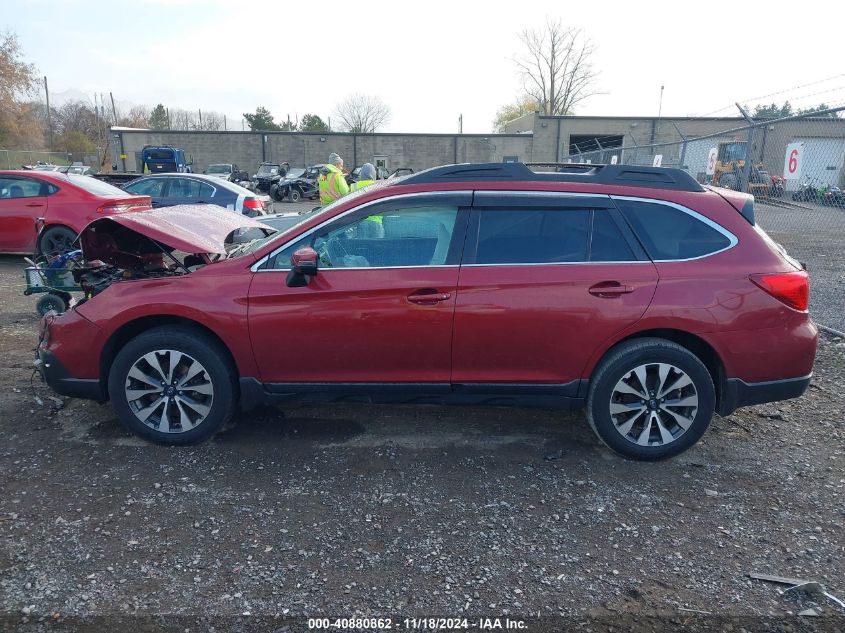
{"left": 10, "top": 0, "right": 845, "bottom": 133}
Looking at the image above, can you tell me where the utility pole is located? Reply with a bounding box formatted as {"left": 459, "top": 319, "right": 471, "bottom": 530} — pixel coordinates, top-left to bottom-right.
{"left": 198, "top": 109, "right": 203, "bottom": 129}
{"left": 224, "top": 114, "right": 227, "bottom": 131}
{"left": 657, "top": 84, "right": 665, "bottom": 119}
{"left": 459, "top": 114, "right": 463, "bottom": 134}
{"left": 109, "top": 92, "right": 118, "bottom": 125}
{"left": 43, "top": 76, "right": 53, "bottom": 150}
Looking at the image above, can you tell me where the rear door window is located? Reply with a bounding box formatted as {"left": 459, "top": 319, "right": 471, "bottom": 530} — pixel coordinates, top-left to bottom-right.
{"left": 589, "top": 210, "right": 636, "bottom": 262}
{"left": 125, "top": 178, "right": 166, "bottom": 197}
{"left": 166, "top": 178, "right": 213, "bottom": 199}
{"left": 470, "top": 209, "right": 590, "bottom": 264}
{"left": 614, "top": 198, "right": 734, "bottom": 260}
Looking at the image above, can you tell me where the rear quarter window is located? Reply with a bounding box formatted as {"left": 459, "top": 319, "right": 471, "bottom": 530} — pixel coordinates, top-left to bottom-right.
{"left": 614, "top": 198, "right": 733, "bottom": 260}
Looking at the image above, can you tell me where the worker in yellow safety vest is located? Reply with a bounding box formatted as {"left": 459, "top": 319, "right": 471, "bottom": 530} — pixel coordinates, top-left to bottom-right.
{"left": 350, "top": 163, "right": 377, "bottom": 192}
{"left": 318, "top": 153, "right": 349, "bottom": 206}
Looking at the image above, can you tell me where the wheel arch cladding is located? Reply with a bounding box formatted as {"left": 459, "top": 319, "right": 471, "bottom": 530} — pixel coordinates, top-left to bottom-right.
{"left": 100, "top": 316, "right": 240, "bottom": 396}
{"left": 595, "top": 328, "right": 726, "bottom": 412}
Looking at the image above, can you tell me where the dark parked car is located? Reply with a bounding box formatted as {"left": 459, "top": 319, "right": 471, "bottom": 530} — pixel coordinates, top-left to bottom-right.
{"left": 204, "top": 163, "right": 239, "bottom": 181}
{"left": 36, "top": 162, "right": 817, "bottom": 460}
{"left": 123, "top": 173, "right": 271, "bottom": 216}
{"left": 271, "top": 167, "right": 320, "bottom": 202}
{"left": 251, "top": 162, "right": 288, "bottom": 194}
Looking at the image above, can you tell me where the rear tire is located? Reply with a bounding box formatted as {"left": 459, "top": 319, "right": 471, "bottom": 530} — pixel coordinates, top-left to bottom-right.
{"left": 586, "top": 338, "right": 715, "bottom": 460}
{"left": 288, "top": 189, "right": 301, "bottom": 203}
{"left": 107, "top": 327, "right": 236, "bottom": 445}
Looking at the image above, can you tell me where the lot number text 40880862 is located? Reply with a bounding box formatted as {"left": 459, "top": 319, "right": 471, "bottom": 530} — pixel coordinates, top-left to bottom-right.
{"left": 307, "top": 617, "right": 528, "bottom": 630}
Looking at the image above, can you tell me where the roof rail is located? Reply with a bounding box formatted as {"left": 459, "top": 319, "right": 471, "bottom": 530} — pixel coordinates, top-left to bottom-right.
{"left": 400, "top": 162, "right": 704, "bottom": 192}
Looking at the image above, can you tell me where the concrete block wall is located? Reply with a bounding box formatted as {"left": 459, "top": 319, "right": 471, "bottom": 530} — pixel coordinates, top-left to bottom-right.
{"left": 114, "top": 130, "right": 533, "bottom": 175}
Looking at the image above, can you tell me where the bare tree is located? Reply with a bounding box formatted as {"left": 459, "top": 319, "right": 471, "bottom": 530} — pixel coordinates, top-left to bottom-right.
{"left": 334, "top": 94, "right": 390, "bottom": 133}
{"left": 117, "top": 104, "right": 150, "bottom": 128}
{"left": 513, "top": 19, "right": 599, "bottom": 116}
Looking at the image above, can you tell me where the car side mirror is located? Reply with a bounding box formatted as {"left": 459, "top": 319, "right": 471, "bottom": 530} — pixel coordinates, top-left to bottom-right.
{"left": 286, "top": 246, "right": 318, "bottom": 287}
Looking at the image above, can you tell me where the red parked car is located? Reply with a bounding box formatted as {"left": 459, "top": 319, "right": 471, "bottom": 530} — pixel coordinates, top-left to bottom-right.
{"left": 0, "top": 170, "right": 151, "bottom": 255}
{"left": 35, "top": 163, "right": 817, "bottom": 460}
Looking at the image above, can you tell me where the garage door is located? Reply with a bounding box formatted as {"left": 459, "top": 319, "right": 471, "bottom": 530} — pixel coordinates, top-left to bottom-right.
{"left": 795, "top": 137, "right": 845, "bottom": 187}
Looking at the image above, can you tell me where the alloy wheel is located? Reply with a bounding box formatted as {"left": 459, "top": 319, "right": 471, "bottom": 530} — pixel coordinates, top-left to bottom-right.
{"left": 124, "top": 349, "right": 214, "bottom": 433}
{"left": 608, "top": 362, "right": 699, "bottom": 447}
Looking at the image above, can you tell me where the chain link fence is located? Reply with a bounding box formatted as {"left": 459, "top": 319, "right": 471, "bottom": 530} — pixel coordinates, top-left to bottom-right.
{"left": 565, "top": 106, "right": 845, "bottom": 331}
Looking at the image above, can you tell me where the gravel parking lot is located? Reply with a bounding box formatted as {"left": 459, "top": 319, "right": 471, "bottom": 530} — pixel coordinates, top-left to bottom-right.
{"left": 1, "top": 244, "right": 844, "bottom": 631}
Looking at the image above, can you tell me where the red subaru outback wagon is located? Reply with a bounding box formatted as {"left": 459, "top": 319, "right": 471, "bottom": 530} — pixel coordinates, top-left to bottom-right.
{"left": 35, "top": 163, "right": 817, "bottom": 460}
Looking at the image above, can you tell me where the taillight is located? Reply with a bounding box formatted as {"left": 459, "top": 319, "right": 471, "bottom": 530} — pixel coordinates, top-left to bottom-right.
{"left": 750, "top": 271, "right": 809, "bottom": 311}
{"left": 242, "top": 198, "right": 261, "bottom": 210}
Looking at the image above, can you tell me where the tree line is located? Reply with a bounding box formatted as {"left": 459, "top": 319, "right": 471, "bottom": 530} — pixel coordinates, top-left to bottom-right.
{"left": 0, "top": 30, "right": 392, "bottom": 162}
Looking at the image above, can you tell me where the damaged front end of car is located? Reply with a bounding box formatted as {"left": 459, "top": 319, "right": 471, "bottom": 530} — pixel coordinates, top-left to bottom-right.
{"left": 69, "top": 204, "right": 275, "bottom": 302}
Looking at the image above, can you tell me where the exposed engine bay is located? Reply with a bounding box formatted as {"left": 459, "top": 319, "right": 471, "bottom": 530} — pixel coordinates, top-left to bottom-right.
{"left": 72, "top": 223, "right": 209, "bottom": 299}
{"left": 68, "top": 205, "right": 276, "bottom": 302}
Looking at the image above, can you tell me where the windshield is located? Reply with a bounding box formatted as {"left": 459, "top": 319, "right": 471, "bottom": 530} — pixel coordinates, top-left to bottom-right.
{"left": 257, "top": 165, "right": 279, "bottom": 176}
{"left": 207, "top": 164, "right": 231, "bottom": 174}
{"left": 718, "top": 142, "right": 747, "bottom": 162}
{"left": 285, "top": 168, "right": 305, "bottom": 179}
{"left": 145, "top": 149, "right": 174, "bottom": 160}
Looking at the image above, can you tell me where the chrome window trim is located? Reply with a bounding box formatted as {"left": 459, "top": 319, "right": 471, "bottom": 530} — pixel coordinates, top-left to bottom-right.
{"left": 610, "top": 195, "right": 738, "bottom": 262}
{"left": 461, "top": 260, "right": 652, "bottom": 268}
{"left": 250, "top": 190, "right": 472, "bottom": 272}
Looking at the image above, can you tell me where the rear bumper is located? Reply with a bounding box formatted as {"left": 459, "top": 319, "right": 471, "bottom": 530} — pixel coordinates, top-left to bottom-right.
{"left": 718, "top": 374, "right": 811, "bottom": 416}
{"left": 35, "top": 347, "right": 106, "bottom": 401}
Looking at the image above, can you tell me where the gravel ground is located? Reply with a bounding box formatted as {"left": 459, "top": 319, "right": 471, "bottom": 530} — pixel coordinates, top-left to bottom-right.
{"left": 1, "top": 250, "right": 844, "bottom": 632}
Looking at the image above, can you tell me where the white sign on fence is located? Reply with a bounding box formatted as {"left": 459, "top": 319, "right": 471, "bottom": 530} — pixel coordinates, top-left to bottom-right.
{"left": 653, "top": 154, "right": 663, "bottom": 167}
{"left": 783, "top": 142, "right": 804, "bottom": 180}
{"left": 705, "top": 147, "right": 718, "bottom": 175}
{"left": 610, "top": 155, "right": 618, "bottom": 165}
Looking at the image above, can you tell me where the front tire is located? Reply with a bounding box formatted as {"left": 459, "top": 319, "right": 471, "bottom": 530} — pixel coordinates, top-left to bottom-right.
{"left": 107, "top": 327, "right": 236, "bottom": 445}
{"left": 586, "top": 338, "right": 715, "bottom": 460}
{"left": 288, "top": 188, "right": 301, "bottom": 203}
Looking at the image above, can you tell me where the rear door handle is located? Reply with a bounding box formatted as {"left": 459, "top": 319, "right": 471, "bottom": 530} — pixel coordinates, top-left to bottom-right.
{"left": 589, "top": 281, "right": 634, "bottom": 297}
{"left": 25, "top": 203, "right": 44, "bottom": 208}
{"left": 407, "top": 290, "right": 452, "bottom": 305}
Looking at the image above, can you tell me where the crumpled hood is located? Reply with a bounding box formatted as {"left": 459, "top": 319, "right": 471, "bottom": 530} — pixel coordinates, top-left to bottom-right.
{"left": 79, "top": 204, "right": 274, "bottom": 262}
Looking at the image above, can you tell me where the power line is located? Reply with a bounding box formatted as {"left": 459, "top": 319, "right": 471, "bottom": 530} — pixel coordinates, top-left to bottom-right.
{"left": 695, "top": 72, "right": 845, "bottom": 117}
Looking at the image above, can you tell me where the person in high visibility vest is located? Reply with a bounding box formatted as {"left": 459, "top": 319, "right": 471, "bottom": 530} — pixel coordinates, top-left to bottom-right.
{"left": 350, "top": 162, "right": 376, "bottom": 192}
{"left": 350, "top": 163, "right": 383, "bottom": 231}
{"left": 318, "top": 153, "right": 349, "bottom": 206}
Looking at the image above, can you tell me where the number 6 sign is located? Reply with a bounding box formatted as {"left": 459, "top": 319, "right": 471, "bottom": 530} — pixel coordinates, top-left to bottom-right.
{"left": 783, "top": 142, "right": 804, "bottom": 180}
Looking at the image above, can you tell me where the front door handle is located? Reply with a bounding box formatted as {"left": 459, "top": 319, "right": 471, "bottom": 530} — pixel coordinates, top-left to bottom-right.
{"left": 25, "top": 203, "right": 44, "bottom": 208}
{"left": 407, "top": 289, "right": 452, "bottom": 305}
{"left": 589, "top": 281, "right": 634, "bottom": 297}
